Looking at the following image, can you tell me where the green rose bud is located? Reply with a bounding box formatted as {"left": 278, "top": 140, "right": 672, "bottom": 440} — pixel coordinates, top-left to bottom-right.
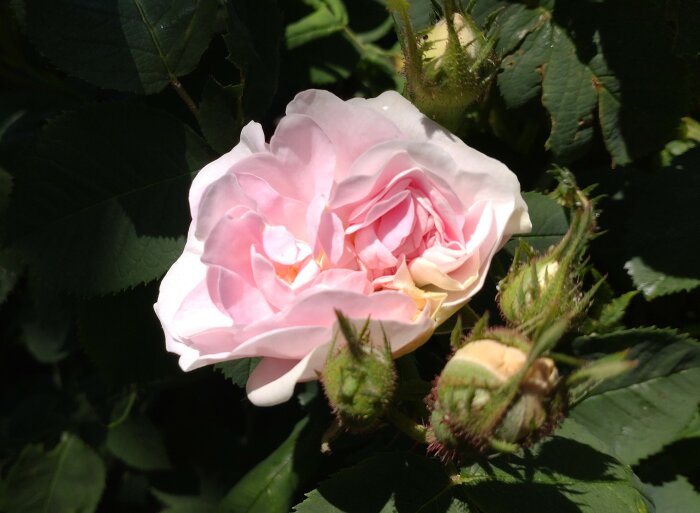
{"left": 389, "top": 1, "right": 495, "bottom": 132}
{"left": 428, "top": 332, "right": 559, "bottom": 458}
{"left": 498, "top": 172, "right": 599, "bottom": 335}
{"left": 321, "top": 311, "right": 396, "bottom": 432}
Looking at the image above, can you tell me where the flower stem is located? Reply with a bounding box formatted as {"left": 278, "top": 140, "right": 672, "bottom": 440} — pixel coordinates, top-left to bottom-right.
{"left": 170, "top": 75, "right": 200, "bottom": 120}
{"left": 386, "top": 407, "right": 429, "bottom": 444}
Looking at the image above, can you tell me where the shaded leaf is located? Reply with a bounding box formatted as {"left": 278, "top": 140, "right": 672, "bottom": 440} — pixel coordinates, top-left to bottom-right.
{"left": 224, "top": 0, "right": 283, "bottom": 121}
{"left": 504, "top": 191, "right": 568, "bottom": 255}
{"left": 645, "top": 477, "right": 700, "bottom": 513}
{"left": 107, "top": 414, "right": 172, "bottom": 471}
{"left": 215, "top": 358, "right": 261, "bottom": 388}
{"left": 199, "top": 78, "right": 242, "bottom": 154}
{"left": 558, "top": 328, "right": 700, "bottom": 465}
{"left": 78, "top": 283, "right": 180, "bottom": 386}
{"left": 461, "top": 437, "right": 654, "bottom": 513}
{"left": 220, "top": 414, "right": 325, "bottom": 513}
{"left": 23, "top": 0, "right": 219, "bottom": 94}
{"left": 487, "top": 0, "right": 688, "bottom": 164}
{"left": 7, "top": 103, "right": 214, "bottom": 296}
{"left": 2, "top": 434, "right": 105, "bottom": 513}
{"left": 294, "top": 451, "right": 465, "bottom": 513}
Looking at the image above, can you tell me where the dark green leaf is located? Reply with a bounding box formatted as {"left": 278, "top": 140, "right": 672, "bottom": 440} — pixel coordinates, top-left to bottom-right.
{"left": 7, "top": 103, "right": 214, "bottom": 296}
{"left": 199, "top": 78, "right": 242, "bottom": 154}
{"left": 504, "top": 191, "right": 568, "bottom": 255}
{"left": 23, "top": 0, "right": 219, "bottom": 94}
{"left": 620, "top": 156, "right": 700, "bottom": 298}
{"left": 558, "top": 328, "right": 700, "bottom": 465}
{"left": 220, "top": 414, "right": 325, "bottom": 513}
{"left": 20, "top": 288, "right": 73, "bottom": 363}
{"left": 2, "top": 434, "right": 106, "bottom": 513}
{"left": 153, "top": 490, "right": 217, "bottom": 513}
{"left": 645, "top": 477, "right": 700, "bottom": 513}
{"left": 224, "top": 0, "right": 283, "bottom": 121}
{"left": 78, "top": 283, "right": 180, "bottom": 386}
{"left": 461, "top": 437, "right": 653, "bottom": 513}
{"left": 107, "top": 414, "right": 172, "bottom": 471}
{"left": 488, "top": 0, "right": 687, "bottom": 164}
{"left": 286, "top": 0, "right": 348, "bottom": 50}
{"left": 215, "top": 358, "right": 261, "bottom": 388}
{"left": 294, "top": 451, "right": 465, "bottom": 513}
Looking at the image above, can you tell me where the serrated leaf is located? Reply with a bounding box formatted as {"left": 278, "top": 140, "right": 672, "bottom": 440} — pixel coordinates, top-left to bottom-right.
{"left": 23, "top": 0, "right": 219, "bottom": 94}
{"left": 107, "top": 414, "right": 172, "bottom": 471}
{"left": 489, "top": 0, "right": 687, "bottom": 164}
{"left": 286, "top": 0, "right": 348, "bottom": 50}
{"left": 294, "top": 452, "right": 466, "bottom": 513}
{"left": 2, "top": 433, "right": 106, "bottom": 513}
{"left": 220, "top": 414, "right": 324, "bottom": 513}
{"left": 215, "top": 358, "right": 261, "bottom": 388}
{"left": 558, "top": 328, "right": 700, "bottom": 465}
{"left": 224, "top": 0, "right": 282, "bottom": 121}
{"left": 504, "top": 191, "right": 568, "bottom": 255}
{"left": 7, "top": 103, "right": 214, "bottom": 296}
{"left": 461, "top": 437, "right": 654, "bottom": 513}
{"left": 645, "top": 477, "right": 700, "bottom": 513}
{"left": 199, "top": 78, "right": 242, "bottom": 154}
{"left": 620, "top": 155, "right": 700, "bottom": 298}
{"left": 583, "top": 291, "right": 639, "bottom": 334}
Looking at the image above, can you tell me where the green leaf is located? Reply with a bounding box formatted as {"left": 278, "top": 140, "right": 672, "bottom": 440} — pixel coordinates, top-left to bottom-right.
{"left": 7, "top": 103, "right": 214, "bottom": 296}
{"left": 504, "top": 191, "right": 568, "bottom": 255}
{"left": 489, "top": 0, "right": 687, "bottom": 165}
{"left": 78, "top": 283, "right": 180, "bottom": 386}
{"left": 20, "top": 288, "right": 73, "bottom": 363}
{"left": 224, "top": 0, "right": 283, "bottom": 121}
{"left": 286, "top": 0, "right": 348, "bottom": 50}
{"left": 220, "top": 414, "right": 325, "bottom": 513}
{"left": 583, "top": 291, "right": 639, "bottom": 335}
{"left": 23, "top": 0, "right": 219, "bottom": 94}
{"left": 294, "top": 452, "right": 465, "bottom": 513}
{"left": 460, "top": 437, "right": 654, "bottom": 513}
{"left": 558, "top": 328, "right": 700, "bottom": 465}
{"left": 107, "top": 414, "right": 172, "bottom": 471}
{"left": 215, "top": 358, "right": 261, "bottom": 388}
{"left": 153, "top": 490, "right": 217, "bottom": 513}
{"left": 620, "top": 155, "right": 700, "bottom": 298}
{"left": 645, "top": 477, "right": 700, "bottom": 513}
{"left": 2, "top": 434, "right": 106, "bottom": 513}
{"left": 199, "top": 78, "right": 242, "bottom": 154}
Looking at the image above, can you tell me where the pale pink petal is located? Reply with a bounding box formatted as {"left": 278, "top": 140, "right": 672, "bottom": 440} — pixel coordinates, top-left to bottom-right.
{"left": 285, "top": 89, "right": 403, "bottom": 176}
{"left": 189, "top": 122, "right": 266, "bottom": 218}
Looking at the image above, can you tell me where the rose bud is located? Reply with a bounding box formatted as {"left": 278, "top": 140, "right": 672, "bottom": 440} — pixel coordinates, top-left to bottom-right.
{"left": 390, "top": 1, "right": 495, "bottom": 131}
{"left": 428, "top": 333, "right": 559, "bottom": 458}
{"left": 321, "top": 311, "right": 396, "bottom": 432}
{"left": 498, "top": 176, "right": 599, "bottom": 335}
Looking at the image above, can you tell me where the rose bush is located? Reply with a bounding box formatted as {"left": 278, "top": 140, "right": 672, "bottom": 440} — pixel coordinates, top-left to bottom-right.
{"left": 155, "top": 90, "right": 530, "bottom": 406}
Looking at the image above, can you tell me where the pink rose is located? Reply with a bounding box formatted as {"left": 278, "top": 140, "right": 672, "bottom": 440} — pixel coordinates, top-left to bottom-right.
{"left": 155, "top": 90, "right": 530, "bottom": 406}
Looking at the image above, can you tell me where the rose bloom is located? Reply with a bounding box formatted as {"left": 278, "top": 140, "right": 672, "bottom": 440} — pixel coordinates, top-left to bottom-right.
{"left": 155, "top": 90, "right": 530, "bottom": 406}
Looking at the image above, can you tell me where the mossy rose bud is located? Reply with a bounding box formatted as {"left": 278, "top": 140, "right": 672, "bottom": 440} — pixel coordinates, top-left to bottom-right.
{"left": 428, "top": 336, "right": 558, "bottom": 456}
{"left": 321, "top": 312, "right": 396, "bottom": 431}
